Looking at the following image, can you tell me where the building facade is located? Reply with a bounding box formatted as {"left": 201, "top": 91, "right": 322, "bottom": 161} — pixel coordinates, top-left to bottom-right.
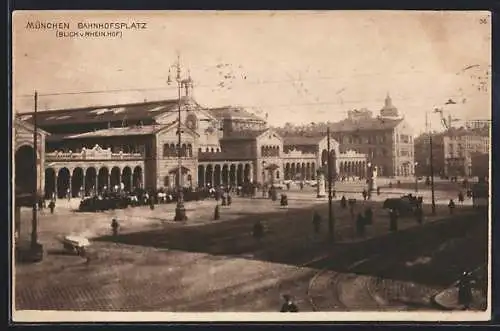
{"left": 328, "top": 94, "right": 415, "bottom": 177}
{"left": 443, "top": 127, "right": 490, "bottom": 177}
{"left": 18, "top": 91, "right": 369, "bottom": 197}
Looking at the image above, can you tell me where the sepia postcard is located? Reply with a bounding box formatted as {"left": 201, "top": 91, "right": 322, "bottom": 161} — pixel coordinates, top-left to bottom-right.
{"left": 11, "top": 10, "right": 491, "bottom": 322}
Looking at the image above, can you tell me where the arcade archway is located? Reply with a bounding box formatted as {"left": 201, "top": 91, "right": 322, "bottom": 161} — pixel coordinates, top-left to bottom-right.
{"left": 15, "top": 145, "right": 36, "bottom": 195}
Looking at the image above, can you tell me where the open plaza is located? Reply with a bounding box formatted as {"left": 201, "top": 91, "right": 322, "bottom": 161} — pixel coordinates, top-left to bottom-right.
{"left": 14, "top": 180, "right": 487, "bottom": 312}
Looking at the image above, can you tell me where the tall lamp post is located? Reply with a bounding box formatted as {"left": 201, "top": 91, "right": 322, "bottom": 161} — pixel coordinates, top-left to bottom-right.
{"left": 326, "top": 127, "right": 334, "bottom": 241}
{"left": 414, "top": 161, "right": 419, "bottom": 193}
{"left": 426, "top": 111, "right": 437, "bottom": 215}
{"left": 167, "top": 55, "right": 192, "bottom": 222}
{"left": 367, "top": 161, "right": 373, "bottom": 199}
{"left": 30, "top": 91, "right": 43, "bottom": 261}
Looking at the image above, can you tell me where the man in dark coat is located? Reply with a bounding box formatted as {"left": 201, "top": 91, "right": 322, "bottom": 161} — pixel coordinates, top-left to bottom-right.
{"left": 356, "top": 213, "right": 366, "bottom": 237}
{"left": 313, "top": 211, "right": 321, "bottom": 234}
{"left": 458, "top": 271, "right": 473, "bottom": 309}
{"left": 253, "top": 220, "right": 264, "bottom": 241}
{"left": 340, "top": 195, "right": 347, "bottom": 209}
{"left": 280, "top": 294, "right": 299, "bottom": 312}
{"left": 364, "top": 207, "right": 373, "bottom": 225}
{"left": 389, "top": 209, "right": 398, "bottom": 232}
{"left": 448, "top": 199, "right": 456, "bottom": 215}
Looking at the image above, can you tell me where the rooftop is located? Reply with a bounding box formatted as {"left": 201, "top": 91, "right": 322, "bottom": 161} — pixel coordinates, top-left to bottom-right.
{"left": 208, "top": 106, "right": 265, "bottom": 122}
{"left": 64, "top": 125, "right": 166, "bottom": 139}
{"left": 283, "top": 136, "right": 325, "bottom": 146}
{"left": 220, "top": 129, "right": 270, "bottom": 141}
{"left": 17, "top": 98, "right": 199, "bottom": 127}
{"left": 328, "top": 117, "right": 404, "bottom": 132}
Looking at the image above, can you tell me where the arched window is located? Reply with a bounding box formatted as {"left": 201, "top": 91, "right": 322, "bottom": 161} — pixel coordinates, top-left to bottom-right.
{"left": 187, "top": 144, "right": 193, "bottom": 157}
{"left": 276, "top": 171, "right": 280, "bottom": 179}
{"left": 163, "top": 144, "right": 169, "bottom": 157}
{"left": 170, "top": 143, "right": 175, "bottom": 157}
{"left": 181, "top": 144, "right": 187, "bottom": 157}
{"left": 211, "top": 148, "right": 214, "bottom": 153}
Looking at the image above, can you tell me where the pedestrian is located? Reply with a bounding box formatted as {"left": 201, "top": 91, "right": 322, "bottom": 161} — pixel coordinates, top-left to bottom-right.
{"left": 214, "top": 205, "right": 220, "bottom": 220}
{"left": 221, "top": 194, "right": 227, "bottom": 206}
{"left": 415, "top": 206, "right": 423, "bottom": 225}
{"left": 253, "top": 220, "right": 264, "bottom": 241}
{"left": 332, "top": 189, "right": 337, "bottom": 199}
{"left": 48, "top": 200, "right": 56, "bottom": 214}
{"left": 364, "top": 207, "right": 373, "bottom": 225}
{"left": 280, "top": 194, "right": 288, "bottom": 207}
{"left": 280, "top": 294, "right": 299, "bottom": 312}
{"left": 448, "top": 199, "right": 456, "bottom": 215}
{"left": 313, "top": 211, "right": 321, "bottom": 234}
{"left": 362, "top": 189, "right": 368, "bottom": 201}
{"left": 389, "top": 209, "right": 398, "bottom": 232}
{"left": 227, "top": 195, "right": 232, "bottom": 206}
{"left": 111, "top": 218, "right": 119, "bottom": 236}
{"left": 37, "top": 198, "right": 44, "bottom": 211}
{"left": 356, "top": 213, "right": 366, "bottom": 237}
{"left": 458, "top": 271, "right": 473, "bottom": 310}
{"left": 340, "top": 195, "right": 347, "bottom": 209}
{"left": 458, "top": 192, "right": 464, "bottom": 204}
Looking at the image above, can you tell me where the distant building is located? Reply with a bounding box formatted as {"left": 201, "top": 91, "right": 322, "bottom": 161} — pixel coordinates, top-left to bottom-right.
{"left": 328, "top": 93, "right": 414, "bottom": 177}
{"left": 443, "top": 127, "right": 490, "bottom": 177}
{"left": 465, "top": 119, "right": 490, "bottom": 131}
{"left": 413, "top": 132, "right": 445, "bottom": 178}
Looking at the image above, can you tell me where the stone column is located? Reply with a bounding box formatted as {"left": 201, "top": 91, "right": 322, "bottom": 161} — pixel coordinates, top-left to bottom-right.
{"left": 316, "top": 170, "right": 326, "bottom": 198}
{"left": 82, "top": 172, "right": 86, "bottom": 197}
{"left": 68, "top": 175, "right": 72, "bottom": 198}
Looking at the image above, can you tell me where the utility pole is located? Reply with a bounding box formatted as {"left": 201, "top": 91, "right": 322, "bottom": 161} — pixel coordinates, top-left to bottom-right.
{"left": 168, "top": 54, "right": 190, "bottom": 222}
{"left": 426, "top": 112, "right": 436, "bottom": 215}
{"left": 327, "top": 127, "right": 334, "bottom": 241}
{"left": 31, "top": 91, "right": 38, "bottom": 248}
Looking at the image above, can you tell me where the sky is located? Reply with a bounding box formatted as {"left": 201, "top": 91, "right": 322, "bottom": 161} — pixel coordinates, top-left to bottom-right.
{"left": 12, "top": 11, "right": 491, "bottom": 133}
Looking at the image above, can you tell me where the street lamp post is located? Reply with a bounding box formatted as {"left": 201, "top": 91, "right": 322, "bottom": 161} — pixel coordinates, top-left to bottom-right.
{"left": 167, "top": 55, "right": 191, "bottom": 222}
{"left": 30, "top": 91, "right": 43, "bottom": 261}
{"left": 262, "top": 160, "right": 267, "bottom": 196}
{"left": 414, "top": 161, "right": 419, "bottom": 193}
{"left": 426, "top": 111, "right": 437, "bottom": 215}
{"left": 326, "top": 127, "right": 334, "bottom": 241}
{"left": 367, "top": 161, "right": 373, "bottom": 199}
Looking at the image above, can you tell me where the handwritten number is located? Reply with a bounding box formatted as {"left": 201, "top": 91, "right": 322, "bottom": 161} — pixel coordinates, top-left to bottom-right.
{"left": 480, "top": 18, "right": 488, "bottom": 24}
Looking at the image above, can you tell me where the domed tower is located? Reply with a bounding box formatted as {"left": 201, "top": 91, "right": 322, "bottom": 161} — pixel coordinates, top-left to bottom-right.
{"left": 380, "top": 93, "right": 400, "bottom": 118}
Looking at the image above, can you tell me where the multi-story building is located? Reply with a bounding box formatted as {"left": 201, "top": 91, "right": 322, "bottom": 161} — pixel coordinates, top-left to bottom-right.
{"left": 443, "top": 127, "right": 490, "bottom": 177}
{"left": 413, "top": 132, "right": 445, "bottom": 178}
{"left": 328, "top": 94, "right": 415, "bottom": 177}
{"left": 17, "top": 85, "right": 367, "bottom": 198}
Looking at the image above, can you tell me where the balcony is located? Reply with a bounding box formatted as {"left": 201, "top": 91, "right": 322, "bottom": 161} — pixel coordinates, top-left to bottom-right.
{"left": 46, "top": 144, "right": 143, "bottom": 161}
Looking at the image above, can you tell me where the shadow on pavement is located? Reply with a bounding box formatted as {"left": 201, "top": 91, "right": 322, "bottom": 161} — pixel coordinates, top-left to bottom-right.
{"left": 93, "top": 200, "right": 488, "bottom": 289}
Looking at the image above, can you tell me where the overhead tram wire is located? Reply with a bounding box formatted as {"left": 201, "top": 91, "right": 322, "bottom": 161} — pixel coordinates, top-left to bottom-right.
{"left": 16, "top": 69, "right": 430, "bottom": 98}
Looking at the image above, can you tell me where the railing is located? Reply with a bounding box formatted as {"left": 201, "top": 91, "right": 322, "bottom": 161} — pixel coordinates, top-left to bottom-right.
{"left": 46, "top": 150, "right": 144, "bottom": 161}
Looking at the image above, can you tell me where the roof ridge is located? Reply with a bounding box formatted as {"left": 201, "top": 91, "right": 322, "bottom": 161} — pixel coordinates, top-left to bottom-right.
{"left": 19, "top": 98, "right": 180, "bottom": 115}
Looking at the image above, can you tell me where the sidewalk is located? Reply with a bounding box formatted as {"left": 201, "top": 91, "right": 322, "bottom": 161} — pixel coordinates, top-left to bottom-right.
{"left": 432, "top": 287, "right": 487, "bottom": 311}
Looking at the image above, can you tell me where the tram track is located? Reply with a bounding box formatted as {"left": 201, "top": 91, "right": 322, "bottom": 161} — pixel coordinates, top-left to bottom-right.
{"left": 307, "top": 212, "right": 483, "bottom": 311}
